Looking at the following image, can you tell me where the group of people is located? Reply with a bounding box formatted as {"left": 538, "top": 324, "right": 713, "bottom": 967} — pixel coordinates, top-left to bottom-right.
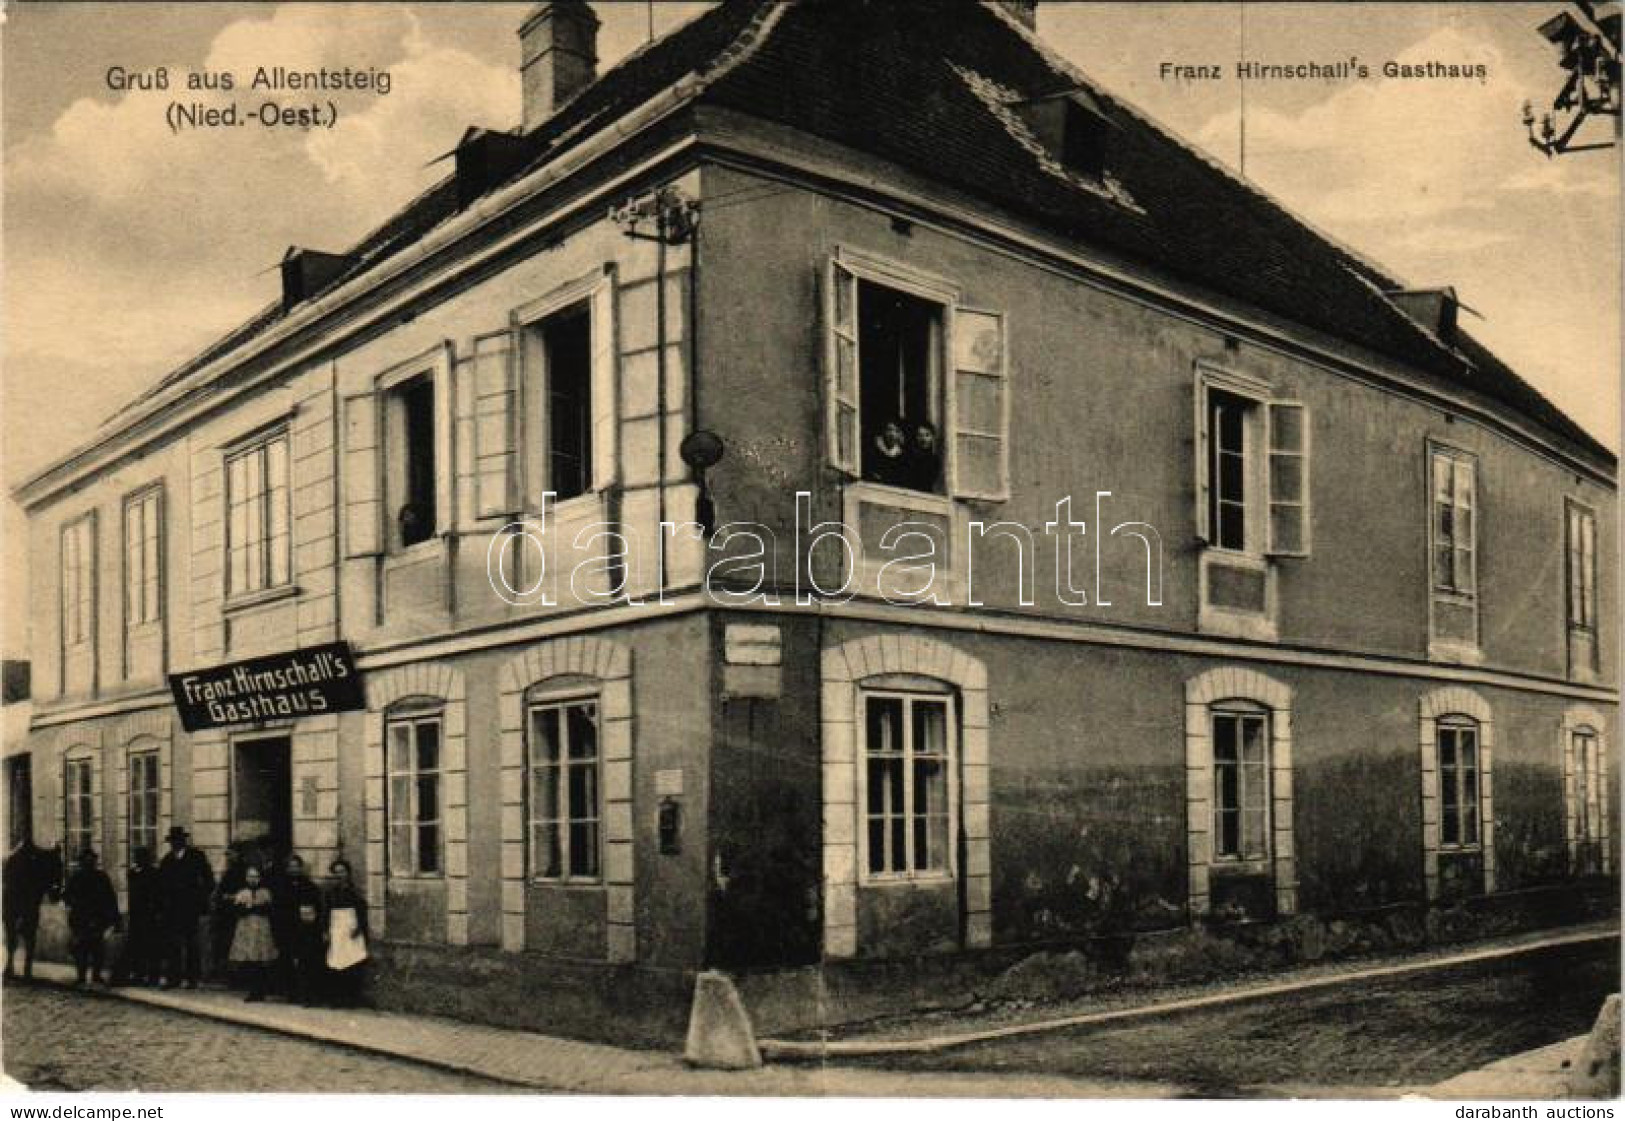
{"left": 3, "top": 826, "right": 369, "bottom": 1007}
{"left": 867, "top": 418, "right": 942, "bottom": 492}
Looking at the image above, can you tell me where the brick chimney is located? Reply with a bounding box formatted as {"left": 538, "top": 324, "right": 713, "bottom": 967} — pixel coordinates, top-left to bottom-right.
{"left": 997, "top": 1, "right": 1038, "bottom": 30}
{"left": 520, "top": 1, "right": 600, "bottom": 132}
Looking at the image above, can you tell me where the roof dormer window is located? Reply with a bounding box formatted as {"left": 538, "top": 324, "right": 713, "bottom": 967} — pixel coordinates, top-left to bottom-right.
{"left": 1013, "top": 88, "right": 1113, "bottom": 181}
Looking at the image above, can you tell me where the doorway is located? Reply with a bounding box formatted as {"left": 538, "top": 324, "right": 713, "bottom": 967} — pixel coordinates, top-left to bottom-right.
{"left": 232, "top": 736, "right": 292, "bottom": 867}
{"left": 5, "top": 754, "right": 32, "bottom": 848}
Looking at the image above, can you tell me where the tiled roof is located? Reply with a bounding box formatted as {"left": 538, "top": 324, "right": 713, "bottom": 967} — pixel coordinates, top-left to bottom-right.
{"left": 112, "top": 0, "right": 1611, "bottom": 465}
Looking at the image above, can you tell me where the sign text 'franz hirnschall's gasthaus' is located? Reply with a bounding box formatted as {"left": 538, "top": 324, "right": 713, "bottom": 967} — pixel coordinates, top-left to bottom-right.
{"left": 9, "top": 0, "right": 1617, "bottom": 1043}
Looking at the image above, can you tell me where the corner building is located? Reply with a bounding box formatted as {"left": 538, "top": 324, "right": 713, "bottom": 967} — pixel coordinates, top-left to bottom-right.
{"left": 11, "top": 1, "right": 1617, "bottom": 1040}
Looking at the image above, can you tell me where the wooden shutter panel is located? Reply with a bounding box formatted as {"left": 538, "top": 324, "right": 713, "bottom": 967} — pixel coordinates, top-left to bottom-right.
{"left": 1266, "top": 400, "right": 1309, "bottom": 556}
{"left": 825, "top": 257, "right": 860, "bottom": 475}
{"left": 950, "top": 307, "right": 1008, "bottom": 500}
{"left": 471, "top": 329, "right": 517, "bottom": 519}
{"left": 590, "top": 275, "right": 619, "bottom": 489}
{"left": 341, "top": 390, "right": 381, "bottom": 557}
{"left": 1194, "top": 375, "right": 1211, "bottom": 544}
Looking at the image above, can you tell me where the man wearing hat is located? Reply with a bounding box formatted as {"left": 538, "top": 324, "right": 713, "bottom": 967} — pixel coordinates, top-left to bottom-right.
{"left": 156, "top": 826, "right": 214, "bottom": 988}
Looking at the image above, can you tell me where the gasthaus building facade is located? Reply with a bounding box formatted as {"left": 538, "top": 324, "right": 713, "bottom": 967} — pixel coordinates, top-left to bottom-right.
{"left": 10, "top": 0, "right": 1618, "bottom": 1040}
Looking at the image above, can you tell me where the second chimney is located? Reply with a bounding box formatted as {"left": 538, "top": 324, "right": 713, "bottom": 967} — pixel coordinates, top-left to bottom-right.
{"left": 520, "top": 1, "right": 600, "bottom": 132}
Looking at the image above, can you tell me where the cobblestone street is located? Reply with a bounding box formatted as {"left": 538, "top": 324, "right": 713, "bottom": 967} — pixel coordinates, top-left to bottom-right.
{"left": 2, "top": 983, "right": 518, "bottom": 1093}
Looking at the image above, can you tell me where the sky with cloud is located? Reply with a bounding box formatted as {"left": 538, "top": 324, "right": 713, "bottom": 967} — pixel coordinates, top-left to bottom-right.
{"left": 1, "top": 2, "right": 1618, "bottom": 656}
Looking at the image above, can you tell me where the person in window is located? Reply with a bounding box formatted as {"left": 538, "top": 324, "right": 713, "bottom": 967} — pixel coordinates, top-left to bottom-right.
{"left": 869, "top": 419, "right": 910, "bottom": 486}
{"left": 228, "top": 865, "right": 277, "bottom": 1002}
{"left": 62, "top": 850, "right": 119, "bottom": 988}
{"left": 271, "top": 854, "right": 325, "bottom": 1006}
{"left": 121, "top": 846, "right": 162, "bottom": 987}
{"left": 398, "top": 503, "right": 429, "bottom": 548}
{"left": 157, "top": 826, "right": 214, "bottom": 989}
{"left": 904, "top": 420, "right": 941, "bottom": 493}
{"left": 322, "top": 859, "right": 369, "bottom": 1008}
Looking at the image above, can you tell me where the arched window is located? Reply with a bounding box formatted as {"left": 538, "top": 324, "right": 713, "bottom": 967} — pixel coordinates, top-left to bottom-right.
{"left": 860, "top": 683, "right": 956, "bottom": 880}
{"left": 1563, "top": 707, "right": 1609, "bottom": 876}
{"left": 63, "top": 751, "right": 96, "bottom": 858}
{"left": 1211, "top": 701, "right": 1270, "bottom": 862}
{"left": 1183, "top": 667, "right": 1295, "bottom": 917}
{"left": 126, "top": 739, "right": 162, "bottom": 859}
{"left": 526, "top": 682, "right": 601, "bottom": 882}
{"left": 1436, "top": 715, "right": 1482, "bottom": 850}
{"left": 385, "top": 699, "right": 444, "bottom": 878}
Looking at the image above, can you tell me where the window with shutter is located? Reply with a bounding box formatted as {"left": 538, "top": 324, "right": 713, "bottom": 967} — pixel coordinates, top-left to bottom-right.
{"left": 341, "top": 392, "right": 381, "bottom": 558}
{"left": 470, "top": 330, "right": 517, "bottom": 520}
{"left": 951, "top": 308, "right": 1008, "bottom": 500}
{"left": 1266, "top": 402, "right": 1309, "bottom": 556}
{"left": 1193, "top": 370, "right": 1312, "bottom": 559}
{"left": 825, "top": 258, "right": 861, "bottom": 476}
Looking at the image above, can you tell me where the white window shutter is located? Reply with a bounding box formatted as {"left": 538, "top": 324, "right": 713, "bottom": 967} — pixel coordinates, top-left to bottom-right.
{"left": 471, "top": 329, "right": 517, "bottom": 519}
{"left": 1194, "top": 375, "right": 1211, "bottom": 544}
{"left": 825, "top": 257, "right": 860, "bottom": 475}
{"left": 590, "top": 275, "right": 619, "bottom": 490}
{"left": 1266, "top": 400, "right": 1309, "bottom": 556}
{"left": 342, "top": 390, "right": 381, "bottom": 557}
{"left": 949, "top": 307, "right": 1008, "bottom": 500}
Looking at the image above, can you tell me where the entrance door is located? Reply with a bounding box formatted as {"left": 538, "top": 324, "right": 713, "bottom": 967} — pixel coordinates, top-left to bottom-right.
{"left": 233, "top": 736, "right": 292, "bottom": 867}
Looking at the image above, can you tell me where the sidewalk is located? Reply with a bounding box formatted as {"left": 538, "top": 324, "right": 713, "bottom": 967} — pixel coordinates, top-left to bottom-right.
{"left": 1427, "top": 1036, "right": 1589, "bottom": 1099}
{"left": 11, "top": 963, "right": 1169, "bottom": 1097}
{"left": 760, "top": 920, "right": 1620, "bottom": 1057}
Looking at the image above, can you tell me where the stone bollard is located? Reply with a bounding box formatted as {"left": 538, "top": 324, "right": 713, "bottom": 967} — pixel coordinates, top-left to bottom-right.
{"left": 1567, "top": 993, "right": 1621, "bottom": 1098}
{"left": 683, "top": 970, "right": 762, "bottom": 1070}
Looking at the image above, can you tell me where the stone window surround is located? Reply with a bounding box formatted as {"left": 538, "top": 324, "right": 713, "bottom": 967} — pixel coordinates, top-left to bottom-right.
{"left": 820, "top": 633, "right": 991, "bottom": 960}
{"left": 497, "top": 636, "right": 634, "bottom": 961}
{"left": 364, "top": 662, "right": 469, "bottom": 944}
{"left": 1562, "top": 704, "right": 1611, "bottom": 875}
{"left": 1419, "top": 685, "right": 1495, "bottom": 899}
{"left": 1185, "top": 666, "right": 1296, "bottom": 917}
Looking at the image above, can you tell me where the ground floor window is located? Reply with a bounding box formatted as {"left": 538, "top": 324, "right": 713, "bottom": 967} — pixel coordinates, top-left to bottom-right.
{"left": 387, "top": 711, "right": 443, "bottom": 876}
{"left": 1438, "top": 717, "right": 1481, "bottom": 849}
{"left": 64, "top": 757, "right": 94, "bottom": 858}
{"left": 863, "top": 691, "right": 954, "bottom": 878}
{"left": 1572, "top": 727, "right": 1603, "bottom": 859}
{"left": 128, "top": 750, "right": 160, "bottom": 857}
{"left": 1212, "top": 708, "right": 1270, "bottom": 860}
{"left": 528, "top": 696, "right": 600, "bottom": 881}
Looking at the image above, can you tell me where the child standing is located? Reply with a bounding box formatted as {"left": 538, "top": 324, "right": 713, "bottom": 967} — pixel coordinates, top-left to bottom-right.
{"left": 228, "top": 865, "right": 276, "bottom": 1001}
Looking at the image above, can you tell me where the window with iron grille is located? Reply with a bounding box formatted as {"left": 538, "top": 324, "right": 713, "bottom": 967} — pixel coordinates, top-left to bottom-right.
{"left": 528, "top": 697, "right": 600, "bottom": 881}
{"left": 386, "top": 712, "right": 442, "bottom": 877}
{"left": 863, "top": 692, "right": 954, "bottom": 878}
